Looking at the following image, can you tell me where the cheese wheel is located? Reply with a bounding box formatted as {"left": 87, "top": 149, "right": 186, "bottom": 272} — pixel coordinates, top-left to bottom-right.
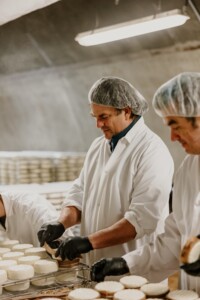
{"left": 120, "top": 275, "right": 148, "bottom": 288}
{"left": 4, "top": 280, "right": 30, "bottom": 292}
{"left": 25, "top": 247, "right": 49, "bottom": 258}
{"left": 166, "top": 289, "right": 199, "bottom": 300}
{"left": 12, "top": 243, "right": 33, "bottom": 252}
{"left": 7, "top": 264, "right": 34, "bottom": 280}
{"left": 0, "top": 239, "right": 19, "bottom": 249}
{"left": 95, "top": 281, "right": 124, "bottom": 297}
{"left": 114, "top": 289, "right": 146, "bottom": 300}
{"left": 18, "top": 255, "right": 41, "bottom": 265}
{"left": 0, "top": 247, "right": 11, "bottom": 256}
{"left": 180, "top": 236, "right": 200, "bottom": 264}
{"left": 2, "top": 251, "right": 24, "bottom": 260}
{"left": 140, "top": 283, "right": 169, "bottom": 298}
{"left": 55, "top": 270, "right": 77, "bottom": 283}
{"left": 31, "top": 276, "right": 55, "bottom": 286}
{"left": 34, "top": 259, "right": 58, "bottom": 274}
{"left": 0, "top": 259, "right": 17, "bottom": 270}
{"left": 68, "top": 288, "right": 100, "bottom": 300}
{"left": 0, "top": 270, "right": 7, "bottom": 284}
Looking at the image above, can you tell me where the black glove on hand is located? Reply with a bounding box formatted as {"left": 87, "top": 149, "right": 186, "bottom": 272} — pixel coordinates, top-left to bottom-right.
{"left": 37, "top": 221, "right": 65, "bottom": 247}
{"left": 90, "top": 257, "right": 129, "bottom": 282}
{"left": 55, "top": 236, "right": 93, "bottom": 261}
{"left": 181, "top": 259, "right": 200, "bottom": 276}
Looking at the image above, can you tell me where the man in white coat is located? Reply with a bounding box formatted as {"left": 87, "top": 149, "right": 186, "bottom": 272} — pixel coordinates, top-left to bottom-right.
{"left": 90, "top": 72, "right": 200, "bottom": 293}
{"left": 0, "top": 191, "right": 59, "bottom": 246}
{"left": 38, "top": 77, "right": 174, "bottom": 266}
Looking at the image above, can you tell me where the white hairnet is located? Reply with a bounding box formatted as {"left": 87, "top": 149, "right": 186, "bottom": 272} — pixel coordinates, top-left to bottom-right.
{"left": 88, "top": 76, "right": 148, "bottom": 116}
{"left": 153, "top": 72, "right": 200, "bottom": 117}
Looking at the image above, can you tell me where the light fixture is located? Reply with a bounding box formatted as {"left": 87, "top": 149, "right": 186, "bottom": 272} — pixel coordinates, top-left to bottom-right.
{"left": 75, "top": 9, "right": 190, "bottom": 46}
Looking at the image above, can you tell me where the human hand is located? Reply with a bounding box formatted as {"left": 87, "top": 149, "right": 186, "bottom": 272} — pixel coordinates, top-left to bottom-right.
{"left": 90, "top": 257, "right": 129, "bottom": 282}
{"left": 55, "top": 236, "right": 93, "bottom": 261}
{"left": 37, "top": 221, "right": 65, "bottom": 247}
{"left": 181, "top": 259, "right": 200, "bottom": 276}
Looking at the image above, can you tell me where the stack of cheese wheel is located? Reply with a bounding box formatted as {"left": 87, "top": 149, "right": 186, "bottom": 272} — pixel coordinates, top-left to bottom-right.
{"left": 25, "top": 247, "right": 49, "bottom": 259}
{"left": 31, "top": 259, "right": 58, "bottom": 286}
{"left": 0, "top": 239, "right": 19, "bottom": 249}
{"left": 4, "top": 264, "right": 34, "bottom": 292}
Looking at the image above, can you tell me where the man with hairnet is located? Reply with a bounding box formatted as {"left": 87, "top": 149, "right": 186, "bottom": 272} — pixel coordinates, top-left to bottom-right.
{"left": 37, "top": 76, "right": 174, "bottom": 266}
{"left": 90, "top": 72, "right": 200, "bottom": 293}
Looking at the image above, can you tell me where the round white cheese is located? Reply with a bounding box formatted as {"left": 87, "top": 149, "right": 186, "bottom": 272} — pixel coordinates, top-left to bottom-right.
{"left": 2, "top": 251, "right": 24, "bottom": 260}
{"left": 0, "top": 269, "right": 7, "bottom": 284}
{"left": 0, "top": 247, "right": 11, "bottom": 256}
{"left": 34, "top": 259, "right": 58, "bottom": 274}
{"left": 141, "top": 283, "right": 169, "bottom": 298}
{"left": 114, "top": 289, "right": 146, "bottom": 300}
{"left": 120, "top": 275, "right": 148, "bottom": 288}
{"left": 31, "top": 276, "right": 55, "bottom": 286}
{"left": 18, "top": 255, "right": 41, "bottom": 265}
{"left": 68, "top": 288, "right": 100, "bottom": 300}
{"left": 0, "top": 240, "right": 19, "bottom": 249}
{"left": 95, "top": 281, "right": 124, "bottom": 296}
{"left": 4, "top": 280, "right": 30, "bottom": 292}
{"left": 12, "top": 243, "right": 33, "bottom": 252}
{"left": 7, "top": 264, "right": 34, "bottom": 280}
{"left": 25, "top": 247, "right": 48, "bottom": 258}
{"left": 0, "top": 259, "right": 17, "bottom": 270}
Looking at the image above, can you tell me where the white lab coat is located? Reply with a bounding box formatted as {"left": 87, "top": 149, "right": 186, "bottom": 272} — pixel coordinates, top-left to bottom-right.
{"left": 123, "top": 154, "right": 200, "bottom": 293}
{"left": 63, "top": 118, "right": 174, "bottom": 266}
{"left": 0, "top": 191, "right": 59, "bottom": 246}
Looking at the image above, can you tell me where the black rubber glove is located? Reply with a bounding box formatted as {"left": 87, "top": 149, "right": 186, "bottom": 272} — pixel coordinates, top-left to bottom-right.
{"left": 90, "top": 257, "right": 129, "bottom": 282}
{"left": 181, "top": 260, "right": 200, "bottom": 276}
{"left": 37, "top": 221, "right": 65, "bottom": 247}
{"left": 180, "top": 234, "right": 200, "bottom": 277}
{"left": 55, "top": 236, "right": 93, "bottom": 261}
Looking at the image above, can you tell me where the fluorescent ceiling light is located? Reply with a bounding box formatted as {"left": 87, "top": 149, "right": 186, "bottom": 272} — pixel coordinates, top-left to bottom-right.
{"left": 75, "top": 9, "right": 190, "bottom": 46}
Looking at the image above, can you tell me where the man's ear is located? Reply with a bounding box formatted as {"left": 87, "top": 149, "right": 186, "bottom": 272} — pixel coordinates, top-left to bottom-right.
{"left": 124, "top": 107, "right": 132, "bottom": 119}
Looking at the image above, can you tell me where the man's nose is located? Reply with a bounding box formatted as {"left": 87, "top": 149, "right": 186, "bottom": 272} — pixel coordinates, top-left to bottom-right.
{"left": 171, "top": 129, "right": 179, "bottom": 141}
{"left": 96, "top": 119, "right": 104, "bottom": 128}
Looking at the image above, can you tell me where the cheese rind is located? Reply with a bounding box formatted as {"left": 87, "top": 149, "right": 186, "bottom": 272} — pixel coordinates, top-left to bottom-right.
{"left": 166, "top": 289, "right": 199, "bottom": 300}
{"left": 0, "top": 259, "right": 17, "bottom": 270}
{"left": 34, "top": 259, "right": 58, "bottom": 274}
{"left": 12, "top": 243, "right": 33, "bottom": 252}
{"left": 7, "top": 264, "right": 34, "bottom": 280}
{"left": 120, "top": 275, "right": 148, "bottom": 288}
{"left": 140, "top": 283, "right": 169, "bottom": 297}
{"left": 25, "top": 247, "right": 48, "bottom": 259}
{"left": 0, "top": 270, "right": 7, "bottom": 284}
{"left": 18, "top": 255, "right": 41, "bottom": 265}
{"left": 114, "top": 289, "right": 146, "bottom": 300}
{"left": 68, "top": 288, "right": 100, "bottom": 300}
{"left": 95, "top": 281, "right": 124, "bottom": 296}
{"left": 0, "top": 240, "right": 19, "bottom": 249}
{"left": 2, "top": 251, "right": 24, "bottom": 260}
{"left": 4, "top": 280, "right": 30, "bottom": 292}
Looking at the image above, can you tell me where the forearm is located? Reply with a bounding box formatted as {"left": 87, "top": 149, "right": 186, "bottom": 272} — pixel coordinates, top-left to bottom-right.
{"left": 58, "top": 206, "right": 81, "bottom": 229}
{"left": 89, "top": 218, "right": 136, "bottom": 249}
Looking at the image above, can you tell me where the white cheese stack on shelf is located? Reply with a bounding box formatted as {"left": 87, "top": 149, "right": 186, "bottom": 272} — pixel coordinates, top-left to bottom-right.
{"left": 12, "top": 243, "right": 33, "bottom": 252}
{"left": 0, "top": 259, "right": 17, "bottom": 270}
{"left": 0, "top": 239, "right": 19, "bottom": 249}
{"left": 25, "top": 247, "right": 48, "bottom": 258}
{"left": 4, "top": 280, "right": 30, "bottom": 292}
{"left": 18, "top": 255, "right": 41, "bottom": 265}
{"left": 7, "top": 264, "right": 34, "bottom": 280}
{"left": 95, "top": 281, "right": 124, "bottom": 298}
{"left": 2, "top": 251, "right": 24, "bottom": 260}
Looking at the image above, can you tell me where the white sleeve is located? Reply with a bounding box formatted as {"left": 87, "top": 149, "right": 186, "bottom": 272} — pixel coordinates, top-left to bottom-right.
{"left": 125, "top": 139, "right": 174, "bottom": 238}
{"left": 123, "top": 213, "right": 181, "bottom": 282}
{"left": 62, "top": 168, "right": 84, "bottom": 211}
